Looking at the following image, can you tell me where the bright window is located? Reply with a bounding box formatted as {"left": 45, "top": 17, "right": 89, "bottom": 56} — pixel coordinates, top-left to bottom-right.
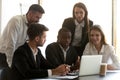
{"left": 116, "top": 0, "right": 120, "bottom": 60}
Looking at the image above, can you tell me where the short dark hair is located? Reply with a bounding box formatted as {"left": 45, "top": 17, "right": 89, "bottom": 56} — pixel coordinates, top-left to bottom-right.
{"left": 57, "top": 27, "right": 71, "bottom": 41}
{"left": 58, "top": 27, "right": 71, "bottom": 36}
{"left": 27, "top": 23, "right": 49, "bottom": 40}
{"left": 28, "top": 4, "right": 45, "bottom": 13}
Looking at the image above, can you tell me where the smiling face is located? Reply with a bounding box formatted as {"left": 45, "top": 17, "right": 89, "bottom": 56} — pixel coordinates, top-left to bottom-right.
{"left": 58, "top": 31, "right": 71, "bottom": 49}
{"left": 27, "top": 11, "right": 43, "bottom": 24}
{"left": 90, "top": 29, "right": 102, "bottom": 46}
{"left": 74, "top": 7, "right": 85, "bottom": 23}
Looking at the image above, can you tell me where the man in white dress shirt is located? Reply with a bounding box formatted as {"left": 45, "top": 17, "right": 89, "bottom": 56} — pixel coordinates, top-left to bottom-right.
{"left": 0, "top": 4, "right": 45, "bottom": 67}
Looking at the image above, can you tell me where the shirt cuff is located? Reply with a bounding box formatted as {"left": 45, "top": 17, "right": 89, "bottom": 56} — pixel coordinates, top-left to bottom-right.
{"left": 48, "top": 69, "right": 52, "bottom": 77}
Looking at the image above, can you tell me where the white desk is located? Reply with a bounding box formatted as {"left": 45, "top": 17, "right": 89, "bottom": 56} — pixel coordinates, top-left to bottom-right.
{"left": 27, "top": 70, "right": 120, "bottom": 80}
{"left": 79, "top": 71, "right": 120, "bottom": 80}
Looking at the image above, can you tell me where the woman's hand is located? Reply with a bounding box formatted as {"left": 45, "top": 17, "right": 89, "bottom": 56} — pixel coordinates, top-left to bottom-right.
{"left": 107, "top": 64, "right": 116, "bottom": 70}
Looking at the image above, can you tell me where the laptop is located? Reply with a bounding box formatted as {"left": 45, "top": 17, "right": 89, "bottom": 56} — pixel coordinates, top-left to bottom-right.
{"left": 79, "top": 55, "right": 102, "bottom": 76}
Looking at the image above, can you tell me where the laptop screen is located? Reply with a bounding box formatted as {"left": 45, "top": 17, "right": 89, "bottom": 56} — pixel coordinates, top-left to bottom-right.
{"left": 79, "top": 55, "right": 102, "bottom": 76}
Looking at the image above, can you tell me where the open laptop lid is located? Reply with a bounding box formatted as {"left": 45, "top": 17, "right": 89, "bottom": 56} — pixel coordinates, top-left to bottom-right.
{"left": 79, "top": 55, "right": 102, "bottom": 76}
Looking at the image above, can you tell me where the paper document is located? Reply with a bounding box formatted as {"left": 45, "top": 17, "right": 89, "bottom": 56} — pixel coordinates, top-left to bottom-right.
{"left": 50, "top": 75, "right": 78, "bottom": 79}
{"left": 107, "top": 70, "right": 120, "bottom": 72}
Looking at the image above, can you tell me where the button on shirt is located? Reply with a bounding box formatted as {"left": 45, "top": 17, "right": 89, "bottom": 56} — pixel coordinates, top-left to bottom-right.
{"left": 0, "top": 15, "right": 29, "bottom": 67}
{"left": 72, "top": 20, "right": 85, "bottom": 46}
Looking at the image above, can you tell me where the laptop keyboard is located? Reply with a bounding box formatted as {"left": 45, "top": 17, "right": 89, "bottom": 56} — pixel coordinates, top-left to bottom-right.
{"left": 67, "top": 70, "right": 79, "bottom": 76}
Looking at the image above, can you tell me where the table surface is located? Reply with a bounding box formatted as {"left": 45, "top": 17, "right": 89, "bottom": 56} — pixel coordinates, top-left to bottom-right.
{"left": 27, "top": 70, "right": 120, "bottom": 80}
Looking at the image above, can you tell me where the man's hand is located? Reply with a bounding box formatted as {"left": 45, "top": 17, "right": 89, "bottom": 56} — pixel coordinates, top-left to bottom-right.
{"left": 52, "top": 64, "right": 70, "bottom": 75}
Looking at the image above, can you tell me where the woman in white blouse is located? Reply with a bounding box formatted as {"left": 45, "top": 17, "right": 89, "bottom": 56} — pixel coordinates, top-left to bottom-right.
{"left": 83, "top": 25, "right": 120, "bottom": 70}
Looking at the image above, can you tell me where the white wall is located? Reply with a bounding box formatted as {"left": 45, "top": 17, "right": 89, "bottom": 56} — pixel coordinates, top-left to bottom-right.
{"left": 0, "top": 0, "right": 2, "bottom": 34}
{"left": 1, "top": 0, "right": 38, "bottom": 34}
{"left": 0, "top": 0, "right": 113, "bottom": 58}
{"left": 39, "top": 0, "right": 80, "bottom": 57}
{"left": 40, "top": 0, "right": 112, "bottom": 57}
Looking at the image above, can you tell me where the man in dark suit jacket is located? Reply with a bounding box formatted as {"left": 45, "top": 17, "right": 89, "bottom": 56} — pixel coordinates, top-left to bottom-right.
{"left": 11, "top": 23, "right": 70, "bottom": 80}
{"left": 62, "top": 2, "right": 93, "bottom": 57}
{"left": 46, "top": 28, "right": 79, "bottom": 71}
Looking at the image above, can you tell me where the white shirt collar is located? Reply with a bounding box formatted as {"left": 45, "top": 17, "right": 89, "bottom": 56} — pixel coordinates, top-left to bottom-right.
{"left": 75, "top": 19, "right": 85, "bottom": 27}
{"left": 30, "top": 47, "right": 38, "bottom": 56}
{"left": 59, "top": 44, "right": 69, "bottom": 52}
{"left": 27, "top": 41, "right": 38, "bottom": 56}
{"left": 100, "top": 45, "right": 105, "bottom": 53}
{"left": 30, "top": 46, "right": 38, "bottom": 61}
{"left": 24, "top": 15, "right": 29, "bottom": 24}
{"left": 91, "top": 43, "right": 104, "bottom": 54}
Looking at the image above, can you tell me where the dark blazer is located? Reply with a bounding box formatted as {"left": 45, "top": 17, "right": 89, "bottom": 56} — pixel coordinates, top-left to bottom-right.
{"left": 0, "top": 53, "right": 10, "bottom": 80}
{"left": 11, "top": 42, "right": 53, "bottom": 80}
{"left": 62, "top": 17, "right": 93, "bottom": 56}
{"left": 45, "top": 42, "right": 78, "bottom": 68}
